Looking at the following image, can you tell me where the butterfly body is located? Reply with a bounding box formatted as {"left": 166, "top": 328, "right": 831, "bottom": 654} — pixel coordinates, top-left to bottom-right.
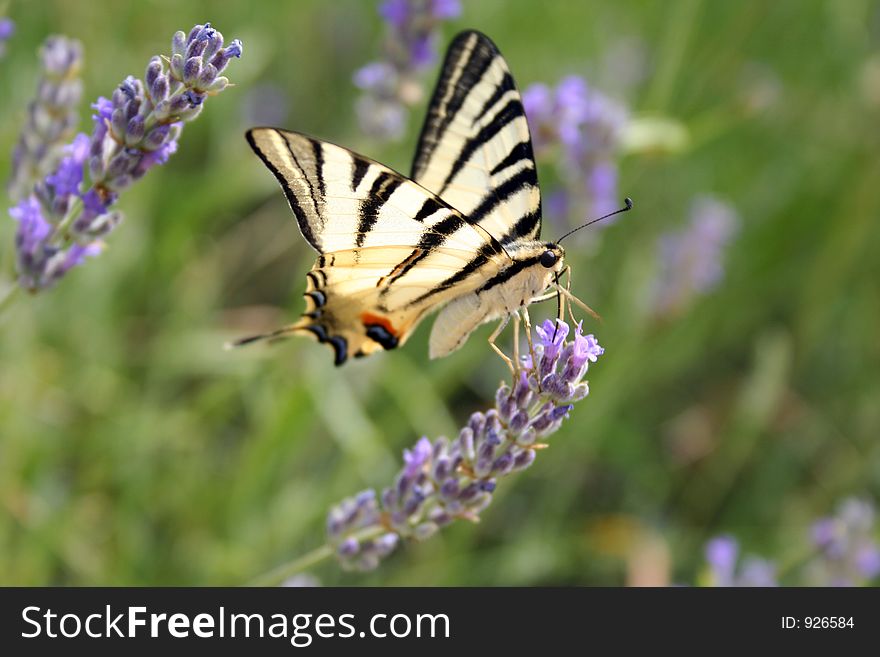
{"left": 236, "top": 31, "right": 569, "bottom": 366}
{"left": 428, "top": 240, "right": 564, "bottom": 358}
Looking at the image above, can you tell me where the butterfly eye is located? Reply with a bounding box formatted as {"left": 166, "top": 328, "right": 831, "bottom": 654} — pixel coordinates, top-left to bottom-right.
{"left": 539, "top": 250, "right": 558, "bottom": 268}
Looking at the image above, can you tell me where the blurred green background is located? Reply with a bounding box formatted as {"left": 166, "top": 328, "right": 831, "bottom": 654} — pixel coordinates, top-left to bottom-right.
{"left": 1, "top": 0, "right": 878, "bottom": 585}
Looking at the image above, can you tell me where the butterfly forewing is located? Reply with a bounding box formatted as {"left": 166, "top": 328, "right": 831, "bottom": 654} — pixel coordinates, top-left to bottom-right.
{"left": 411, "top": 30, "right": 542, "bottom": 246}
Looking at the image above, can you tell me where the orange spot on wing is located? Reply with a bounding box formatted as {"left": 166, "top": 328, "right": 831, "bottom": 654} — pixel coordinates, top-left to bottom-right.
{"left": 360, "top": 312, "right": 398, "bottom": 337}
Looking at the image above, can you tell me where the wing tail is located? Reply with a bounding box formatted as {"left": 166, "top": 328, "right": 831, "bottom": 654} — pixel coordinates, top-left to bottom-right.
{"left": 224, "top": 324, "right": 300, "bottom": 349}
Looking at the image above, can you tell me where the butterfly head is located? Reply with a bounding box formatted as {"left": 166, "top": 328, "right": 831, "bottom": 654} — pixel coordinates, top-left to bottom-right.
{"left": 539, "top": 243, "right": 564, "bottom": 270}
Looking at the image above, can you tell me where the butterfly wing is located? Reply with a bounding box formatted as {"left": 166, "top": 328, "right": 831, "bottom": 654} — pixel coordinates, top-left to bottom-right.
{"left": 238, "top": 128, "right": 511, "bottom": 364}
{"left": 297, "top": 244, "right": 506, "bottom": 363}
{"left": 411, "top": 30, "right": 542, "bottom": 246}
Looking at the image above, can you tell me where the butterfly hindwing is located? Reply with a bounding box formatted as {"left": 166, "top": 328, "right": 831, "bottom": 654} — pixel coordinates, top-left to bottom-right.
{"left": 411, "top": 30, "right": 542, "bottom": 246}
{"left": 297, "top": 244, "right": 509, "bottom": 363}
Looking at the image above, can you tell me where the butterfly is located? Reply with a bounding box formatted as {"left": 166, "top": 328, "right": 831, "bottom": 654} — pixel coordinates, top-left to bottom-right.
{"left": 231, "top": 30, "right": 628, "bottom": 367}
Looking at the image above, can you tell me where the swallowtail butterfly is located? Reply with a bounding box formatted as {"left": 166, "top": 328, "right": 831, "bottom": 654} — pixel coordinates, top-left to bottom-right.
{"left": 232, "top": 30, "right": 627, "bottom": 366}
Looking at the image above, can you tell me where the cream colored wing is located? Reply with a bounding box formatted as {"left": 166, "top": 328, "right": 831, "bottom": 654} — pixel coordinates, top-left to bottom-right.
{"left": 237, "top": 127, "right": 517, "bottom": 364}
{"left": 247, "top": 127, "right": 507, "bottom": 256}
{"left": 411, "top": 30, "right": 542, "bottom": 246}
{"left": 290, "top": 245, "right": 509, "bottom": 364}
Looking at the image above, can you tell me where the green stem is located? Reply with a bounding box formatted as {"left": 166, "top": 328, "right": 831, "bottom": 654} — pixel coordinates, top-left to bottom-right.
{"left": 248, "top": 526, "right": 387, "bottom": 587}
{"left": 775, "top": 544, "right": 822, "bottom": 582}
{"left": 249, "top": 544, "right": 335, "bottom": 587}
{"left": 55, "top": 195, "right": 84, "bottom": 237}
{"left": 644, "top": 0, "right": 702, "bottom": 113}
{"left": 0, "top": 282, "right": 21, "bottom": 318}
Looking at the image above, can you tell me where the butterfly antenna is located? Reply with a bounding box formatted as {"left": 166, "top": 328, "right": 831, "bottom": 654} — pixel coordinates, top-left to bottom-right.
{"left": 556, "top": 197, "right": 633, "bottom": 245}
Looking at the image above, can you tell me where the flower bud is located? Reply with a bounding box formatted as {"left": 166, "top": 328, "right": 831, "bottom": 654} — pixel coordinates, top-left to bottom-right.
{"left": 183, "top": 56, "right": 201, "bottom": 85}
{"left": 171, "top": 30, "right": 187, "bottom": 57}
{"left": 145, "top": 56, "right": 162, "bottom": 88}
{"left": 196, "top": 63, "right": 218, "bottom": 90}
{"left": 169, "top": 53, "right": 185, "bottom": 80}
{"left": 125, "top": 116, "right": 145, "bottom": 145}
{"left": 150, "top": 74, "right": 169, "bottom": 104}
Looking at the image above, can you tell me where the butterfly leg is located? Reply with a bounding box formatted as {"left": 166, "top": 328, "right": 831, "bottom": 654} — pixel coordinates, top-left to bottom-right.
{"left": 512, "top": 311, "right": 522, "bottom": 373}
{"left": 555, "top": 283, "right": 602, "bottom": 322}
{"left": 559, "top": 267, "right": 580, "bottom": 326}
{"left": 487, "top": 314, "right": 515, "bottom": 375}
{"left": 529, "top": 290, "right": 563, "bottom": 303}
{"left": 520, "top": 304, "right": 541, "bottom": 376}
{"left": 555, "top": 268, "right": 568, "bottom": 326}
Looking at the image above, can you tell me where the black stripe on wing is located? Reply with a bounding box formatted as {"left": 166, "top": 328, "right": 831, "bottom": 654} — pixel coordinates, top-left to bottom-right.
{"left": 435, "top": 98, "right": 533, "bottom": 197}
{"left": 356, "top": 172, "right": 403, "bottom": 247}
{"left": 411, "top": 30, "right": 496, "bottom": 180}
{"left": 468, "top": 168, "right": 540, "bottom": 233}
{"left": 402, "top": 241, "right": 500, "bottom": 308}
{"left": 409, "top": 30, "right": 542, "bottom": 243}
{"left": 245, "top": 129, "right": 322, "bottom": 251}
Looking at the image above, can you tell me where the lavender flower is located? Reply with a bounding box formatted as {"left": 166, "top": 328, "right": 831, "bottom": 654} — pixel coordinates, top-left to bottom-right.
{"left": 697, "top": 498, "right": 880, "bottom": 587}
{"left": 523, "top": 76, "right": 627, "bottom": 222}
{"left": 355, "top": 0, "right": 461, "bottom": 140}
{"left": 807, "top": 498, "right": 880, "bottom": 586}
{"left": 0, "top": 17, "right": 13, "bottom": 58}
{"left": 702, "top": 536, "right": 778, "bottom": 587}
{"left": 7, "top": 23, "right": 242, "bottom": 292}
{"left": 651, "top": 195, "right": 739, "bottom": 318}
{"left": 325, "top": 319, "right": 603, "bottom": 571}
{"left": 8, "top": 36, "right": 83, "bottom": 202}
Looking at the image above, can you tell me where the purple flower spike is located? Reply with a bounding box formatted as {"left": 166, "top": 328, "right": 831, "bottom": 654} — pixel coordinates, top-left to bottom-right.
{"left": 8, "top": 35, "right": 83, "bottom": 202}
{"left": 805, "top": 497, "right": 880, "bottom": 586}
{"left": 652, "top": 196, "right": 739, "bottom": 317}
{"left": 355, "top": 0, "right": 460, "bottom": 141}
{"left": 7, "top": 23, "right": 242, "bottom": 292}
{"left": 523, "top": 74, "right": 627, "bottom": 226}
{"left": 326, "top": 319, "right": 602, "bottom": 572}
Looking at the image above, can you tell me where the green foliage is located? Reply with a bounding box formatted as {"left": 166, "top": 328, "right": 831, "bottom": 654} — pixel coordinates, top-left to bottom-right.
{"left": 1, "top": 0, "right": 878, "bottom": 585}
